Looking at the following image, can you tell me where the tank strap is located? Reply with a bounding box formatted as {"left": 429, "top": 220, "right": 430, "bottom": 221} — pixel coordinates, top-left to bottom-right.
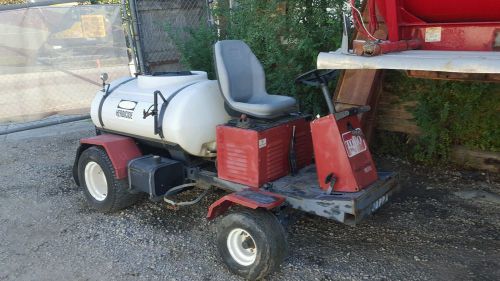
{"left": 157, "top": 81, "right": 200, "bottom": 139}
{"left": 98, "top": 77, "right": 136, "bottom": 128}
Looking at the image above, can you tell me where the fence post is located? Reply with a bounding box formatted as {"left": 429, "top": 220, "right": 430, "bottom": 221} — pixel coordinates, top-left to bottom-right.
{"left": 129, "top": 0, "right": 147, "bottom": 74}
{"left": 121, "top": 0, "right": 139, "bottom": 75}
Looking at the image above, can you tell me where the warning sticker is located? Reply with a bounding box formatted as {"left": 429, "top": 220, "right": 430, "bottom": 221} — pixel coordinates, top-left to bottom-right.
{"left": 342, "top": 129, "right": 367, "bottom": 158}
{"left": 81, "top": 15, "right": 106, "bottom": 38}
{"left": 54, "top": 22, "right": 84, "bottom": 39}
{"left": 425, "top": 27, "right": 442, "bottom": 43}
{"left": 258, "top": 138, "right": 267, "bottom": 148}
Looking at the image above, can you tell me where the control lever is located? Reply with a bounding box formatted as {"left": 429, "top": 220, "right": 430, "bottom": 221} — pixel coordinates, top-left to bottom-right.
{"left": 333, "top": 105, "right": 371, "bottom": 121}
{"left": 143, "top": 105, "right": 156, "bottom": 119}
{"left": 289, "top": 126, "right": 297, "bottom": 176}
{"left": 320, "top": 80, "right": 336, "bottom": 115}
{"left": 325, "top": 173, "right": 337, "bottom": 195}
{"left": 347, "top": 122, "right": 365, "bottom": 137}
{"left": 142, "top": 90, "right": 167, "bottom": 136}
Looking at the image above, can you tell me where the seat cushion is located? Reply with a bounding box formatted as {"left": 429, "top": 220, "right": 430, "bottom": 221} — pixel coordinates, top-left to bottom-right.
{"left": 214, "top": 40, "right": 297, "bottom": 119}
{"left": 232, "top": 94, "right": 297, "bottom": 118}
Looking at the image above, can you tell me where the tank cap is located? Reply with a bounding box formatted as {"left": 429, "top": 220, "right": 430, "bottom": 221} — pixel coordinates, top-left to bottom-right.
{"left": 153, "top": 155, "right": 161, "bottom": 163}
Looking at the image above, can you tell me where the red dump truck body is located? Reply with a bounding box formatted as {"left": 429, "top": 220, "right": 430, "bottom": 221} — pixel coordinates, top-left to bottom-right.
{"left": 374, "top": 0, "right": 500, "bottom": 51}
{"left": 400, "top": 0, "right": 500, "bottom": 23}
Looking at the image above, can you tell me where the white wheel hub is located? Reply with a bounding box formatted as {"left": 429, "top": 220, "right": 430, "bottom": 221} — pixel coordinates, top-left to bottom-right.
{"left": 227, "top": 228, "right": 257, "bottom": 266}
{"left": 84, "top": 161, "right": 108, "bottom": 201}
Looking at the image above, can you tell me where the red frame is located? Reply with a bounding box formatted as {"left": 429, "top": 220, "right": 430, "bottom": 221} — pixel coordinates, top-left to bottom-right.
{"left": 207, "top": 190, "right": 285, "bottom": 220}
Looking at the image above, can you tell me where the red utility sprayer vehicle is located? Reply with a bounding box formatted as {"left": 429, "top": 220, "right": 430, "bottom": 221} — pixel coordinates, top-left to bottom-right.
{"left": 73, "top": 40, "right": 398, "bottom": 280}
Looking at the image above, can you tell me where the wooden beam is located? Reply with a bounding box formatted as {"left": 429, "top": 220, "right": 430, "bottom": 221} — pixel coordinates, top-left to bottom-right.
{"left": 407, "top": 71, "right": 500, "bottom": 82}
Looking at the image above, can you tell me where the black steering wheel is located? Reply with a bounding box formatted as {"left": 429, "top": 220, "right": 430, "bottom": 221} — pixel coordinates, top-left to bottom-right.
{"left": 295, "top": 69, "right": 338, "bottom": 87}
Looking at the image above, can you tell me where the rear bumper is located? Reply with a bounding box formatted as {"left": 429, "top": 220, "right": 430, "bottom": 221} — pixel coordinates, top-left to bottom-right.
{"left": 270, "top": 172, "right": 399, "bottom": 225}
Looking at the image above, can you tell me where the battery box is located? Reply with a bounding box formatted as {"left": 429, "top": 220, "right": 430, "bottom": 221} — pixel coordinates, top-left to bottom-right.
{"left": 216, "top": 117, "right": 313, "bottom": 188}
{"left": 128, "top": 155, "right": 184, "bottom": 200}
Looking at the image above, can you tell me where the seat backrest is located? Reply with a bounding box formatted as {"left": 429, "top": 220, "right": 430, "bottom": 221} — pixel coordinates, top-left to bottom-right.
{"left": 214, "top": 40, "right": 266, "bottom": 103}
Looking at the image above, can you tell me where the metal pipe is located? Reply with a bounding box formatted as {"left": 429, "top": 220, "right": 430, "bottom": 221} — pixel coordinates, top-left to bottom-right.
{"left": 153, "top": 90, "right": 159, "bottom": 135}
{"left": 321, "top": 83, "right": 336, "bottom": 114}
{"left": 0, "top": 115, "right": 90, "bottom": 136}
{"left": 205, "top": 0, "right": 214, "bottom": 26}
{"left": 128, "top": 0, "right": 147, "bottom": 74}
{"left": 121, "top": 0, "right": 139, "bottom": 74}
{"left": 0, "top": 0, "right": 84, "bottom": 12}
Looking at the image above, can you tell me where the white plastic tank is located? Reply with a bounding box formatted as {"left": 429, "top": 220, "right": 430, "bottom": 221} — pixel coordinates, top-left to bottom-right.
{"left": 90, "top": 71, "right": 231, "bottom": 157}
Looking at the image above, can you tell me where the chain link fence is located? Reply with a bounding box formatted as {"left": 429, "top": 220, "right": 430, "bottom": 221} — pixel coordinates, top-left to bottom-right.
{"left": 131, "top": 0, "right": 209, "bottom": 73}
{"left": 0, "top": 1, "right": 130, "bottom": 126}
{"left": 0, "top": 0, "right": 209, "bottom": 132}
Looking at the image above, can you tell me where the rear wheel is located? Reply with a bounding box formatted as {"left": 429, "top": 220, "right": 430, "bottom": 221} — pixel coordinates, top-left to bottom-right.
{"left": 216, "top": 209, "right": 288, "bottom": 280}
{"left": 78, "top": 146, "right": 141, "bottom": 212}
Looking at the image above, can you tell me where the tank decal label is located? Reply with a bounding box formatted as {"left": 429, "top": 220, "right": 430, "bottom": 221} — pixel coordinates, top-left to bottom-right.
{"left": 116, "top": 100, "right": 137, "bottom": 120}
{"left": 98, "top": 78, "right": 137, "bottom": 127}
{"left": 117, "top": 100, "right": 137, "bottom": 110}
{"left": 342, "top": 129, "right": 367, "bottom": 158}
{"left": 116, "top": 109, "right": 133, "bottom": 119}
{"left": 258, "top": 138, "right": 267, "bottom": 148}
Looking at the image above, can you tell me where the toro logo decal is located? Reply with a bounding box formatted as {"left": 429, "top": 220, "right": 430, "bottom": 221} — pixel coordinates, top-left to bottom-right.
{"left": 341, "top": 129, "right": 367, "bottom": 158}
{"left": 116, "top": 100, "right": 137, "bottom": 120}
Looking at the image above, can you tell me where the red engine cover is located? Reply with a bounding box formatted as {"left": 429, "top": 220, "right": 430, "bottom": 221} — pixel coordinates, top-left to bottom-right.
{"left": 311, "top": 114, "right": 378, "bottom": 192}
{"left": 216, "top": 118, "right": 313, "bottom": 188}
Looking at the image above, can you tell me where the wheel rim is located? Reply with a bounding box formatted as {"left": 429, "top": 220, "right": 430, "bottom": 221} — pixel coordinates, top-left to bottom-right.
{"left": 84, "top": 161, "right": 108, "bottom": 201}
{"left": 227, "top": 228, "right": 257, "bottom": 266}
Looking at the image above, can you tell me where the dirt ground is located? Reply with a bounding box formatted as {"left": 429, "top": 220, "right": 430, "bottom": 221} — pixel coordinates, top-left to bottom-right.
{"left": 1, "top": 121, "right": 499, "bottom": 281}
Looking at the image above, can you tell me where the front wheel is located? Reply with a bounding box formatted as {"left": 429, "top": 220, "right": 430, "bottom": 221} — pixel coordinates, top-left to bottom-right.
{"left": 216, "top": 209, "right": 288, "bottom": 280}
{"left": 78, "top": 146, "right": 141, "bottom": 212}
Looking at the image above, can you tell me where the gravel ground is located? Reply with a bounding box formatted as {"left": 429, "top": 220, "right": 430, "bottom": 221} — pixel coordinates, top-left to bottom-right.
{"left": 0, "top": 121, "right": 499, "bottom": 281}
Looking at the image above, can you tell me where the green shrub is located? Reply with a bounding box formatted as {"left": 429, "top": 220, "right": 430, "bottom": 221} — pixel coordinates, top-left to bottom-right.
{"left": 169, "top": 0, "right": 345, "bottom": 115}
{"left": 383, "top": 71, "right": 500, "bottom": 163}
{"left": 166, "top": 21, "right": 218, "bottom": 79}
